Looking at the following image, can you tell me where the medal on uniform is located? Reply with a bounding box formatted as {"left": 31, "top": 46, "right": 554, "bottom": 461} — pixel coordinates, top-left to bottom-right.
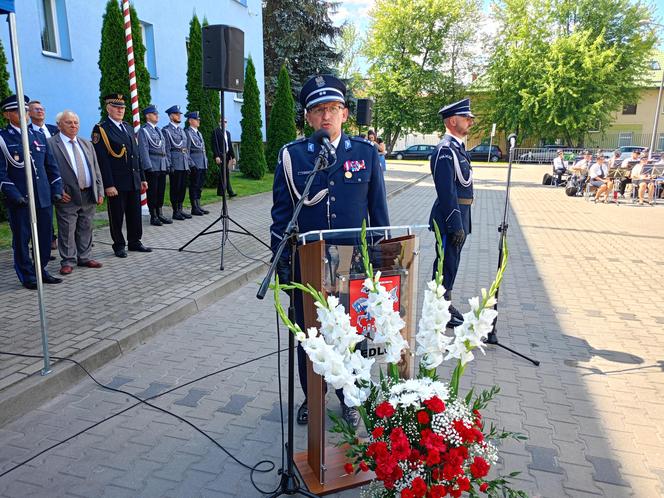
{"left": 344, "top": 171, "right": 352, "bottom": 179}
{"left": 35, "top": 147, "right": 40, "bottom": 152}
{"left": 13, "top": 154, "right": 19, "bottom": 161}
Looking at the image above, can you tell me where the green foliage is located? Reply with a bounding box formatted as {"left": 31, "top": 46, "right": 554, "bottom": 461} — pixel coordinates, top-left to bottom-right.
{"left": 98, "top": 0, "right": 151, "bottom": 124}
{"left": 266, "top": 64, "right": 297, "bottom": 172}
{"left": 479, "top": 0, "right": 658, "bottom": 146}
{"left": 185, "top": 15, "right": 221, "bottom": 188}
{"left": 239, "top": 57, "right": 267, "bottom": 179}
{"left": 262, "top": 0, "right": 342, "bottom": 128}
{"left": 364, "top": 0, "right": 482, "bottom": 151}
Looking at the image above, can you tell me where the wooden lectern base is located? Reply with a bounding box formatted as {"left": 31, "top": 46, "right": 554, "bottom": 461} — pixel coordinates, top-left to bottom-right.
{"left": 294, "top": 445, "right": 375, "bottom": 495}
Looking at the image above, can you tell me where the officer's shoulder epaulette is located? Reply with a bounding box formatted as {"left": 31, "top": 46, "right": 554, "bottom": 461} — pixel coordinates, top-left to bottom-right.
{"left": 440, "top": 137, "right": 453, "bottom": 147}
{"left": 283, "top": 137, "right": 307, "bottom": 149}
{"left": 349, "top": 136, "right": 371, "bottom": 145}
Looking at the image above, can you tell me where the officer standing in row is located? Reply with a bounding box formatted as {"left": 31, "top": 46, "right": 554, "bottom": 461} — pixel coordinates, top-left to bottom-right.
{"left": 429, "top": 98, "right": 475, "bottom": 328}
{"left": 92, "top": 93, "right": 151, "bottom": 258}
{"left": 0, "top": 95, "right": 63, "bottom": 289}
{"left": 270, "top": 74, "right": 390, "bottom": 428}
{"left": 162, "top": 105, "right": 190, "bottom": 220}
{"left": 184, "top": 111, "right": 209, "bottom": 216}
{"left": 137, "top": 105, "right": 171, "bottom": 226}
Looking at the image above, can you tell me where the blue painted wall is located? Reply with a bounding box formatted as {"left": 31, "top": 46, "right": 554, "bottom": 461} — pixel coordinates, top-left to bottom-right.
{"left": 0, "top": 0, "right": 265, "bottom": 141}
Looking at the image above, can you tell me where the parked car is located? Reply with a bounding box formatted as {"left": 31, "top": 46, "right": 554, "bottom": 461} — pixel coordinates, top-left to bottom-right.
{"left": 467, "top": 144, "right": 503, "bottom": 162}
{"left": 616, "top": 145, "right": 647, "bottom": 161}
{"left": 388, "top": 144, "right": 436, "bottom": 160}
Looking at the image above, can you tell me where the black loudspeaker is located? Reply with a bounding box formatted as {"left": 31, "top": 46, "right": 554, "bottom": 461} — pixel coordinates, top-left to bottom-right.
{"left": 356, "top": 99, "right": 373, "bottom": 126}
{"left": 202, "top": 25, "right": 244, "bottom": 92}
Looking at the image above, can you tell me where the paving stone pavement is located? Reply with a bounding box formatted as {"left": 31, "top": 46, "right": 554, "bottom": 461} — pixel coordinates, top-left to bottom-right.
{"left": 1, "top": 163, "right": 663, "bottom": 497}
{"left": 0, "top": 164, "right": 427, "bottom": 408}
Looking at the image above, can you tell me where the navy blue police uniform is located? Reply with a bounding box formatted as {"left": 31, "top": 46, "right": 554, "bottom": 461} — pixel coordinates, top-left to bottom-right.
{"left": 91, "top": 93, "right": 149, "bottom": 257}
{"left": 270, "top": 75, "right": 390, "bottom": 422}
{"left": 0, "top": 95, "right": 63, "bottom": 288}
{"left": 429, "top": 99, "right": 474, "bottom": 320}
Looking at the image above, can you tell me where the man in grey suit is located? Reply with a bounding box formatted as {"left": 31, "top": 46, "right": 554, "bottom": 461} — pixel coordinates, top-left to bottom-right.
{"left": 49, "top": 110, "right": 104, "bottom": 275}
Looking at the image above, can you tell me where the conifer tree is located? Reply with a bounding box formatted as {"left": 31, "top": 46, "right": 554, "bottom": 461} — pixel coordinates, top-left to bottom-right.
{"left": 98, "top": 0, "right": 151, "bottom": 123}
{"left": 239, "top": 57, "right": 266, "bottom": 179}
{"left": 266, "top": 64, "right": 296, "bottom": 172}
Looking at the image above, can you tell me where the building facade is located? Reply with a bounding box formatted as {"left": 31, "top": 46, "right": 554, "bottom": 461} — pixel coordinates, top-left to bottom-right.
{"left": 0, "top": 0, "right": 265, "bottom": 140}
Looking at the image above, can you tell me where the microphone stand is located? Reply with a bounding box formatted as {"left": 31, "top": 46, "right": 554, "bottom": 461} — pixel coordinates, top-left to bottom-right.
{"left": 257, "top": 148, "right": 330, "bottom": 498}
{"left": 486, "top": 136, "right": 540, "bottom": 367}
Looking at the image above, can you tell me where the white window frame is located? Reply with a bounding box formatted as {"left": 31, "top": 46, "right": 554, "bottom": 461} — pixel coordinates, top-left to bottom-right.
{"left": 40, "top": 0, "right": 61, "bottom": 56}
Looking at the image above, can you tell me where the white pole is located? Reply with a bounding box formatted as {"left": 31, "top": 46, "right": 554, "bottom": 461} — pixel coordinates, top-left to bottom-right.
{"left": 648, "top": 68, "right": 664, "bottom": 159}
{"left": 7, "top": 12, "right": 51, "bottom": 375}
{"left": 488, "top": 123, "right": 496, "bottom": 162}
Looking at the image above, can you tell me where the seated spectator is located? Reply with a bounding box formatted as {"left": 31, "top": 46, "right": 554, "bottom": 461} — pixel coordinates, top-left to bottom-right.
{"left": 619, "top": 149, "right": 640, "bottom": 197}
{"left": 552, "top": 150, "right": 567, "bottom": 186}
{"left": 588, "top": 154, "right": 612, "bottom": 202}
{"left": 631, "top": 156, "right": 655, "bottom": 205}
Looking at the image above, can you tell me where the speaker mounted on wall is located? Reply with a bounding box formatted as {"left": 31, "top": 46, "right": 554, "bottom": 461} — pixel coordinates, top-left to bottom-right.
{"left": 202, "top": 25, "right": 245, "bottom": 92}
{"left": 356, "top": 99, "right": 373, "bottom": 126}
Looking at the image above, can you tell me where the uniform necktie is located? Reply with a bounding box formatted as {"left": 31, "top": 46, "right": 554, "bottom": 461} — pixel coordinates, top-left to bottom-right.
{"left": 70, "top": 139, "right": 87, "bottom": 189}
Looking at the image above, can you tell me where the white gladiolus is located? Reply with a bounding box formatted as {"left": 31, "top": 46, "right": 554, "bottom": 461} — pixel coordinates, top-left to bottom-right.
{"left": 415, "top": 280, "right": 453, "bottom": 370}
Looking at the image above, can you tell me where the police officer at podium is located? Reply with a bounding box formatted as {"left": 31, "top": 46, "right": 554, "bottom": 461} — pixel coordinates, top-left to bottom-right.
{"left": 270, "top": 74, "right": 389, "bottom": 429}
{"left": 429, "top": 98, "right": 475, "bottom": 328}
{"left": 92, "top": 93, "right": 150, "bottom": 258}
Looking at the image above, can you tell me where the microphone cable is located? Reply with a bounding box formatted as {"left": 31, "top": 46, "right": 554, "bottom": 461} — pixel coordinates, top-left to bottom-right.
{"left": 0, "top": 346, "right": 293, "bottom": 495}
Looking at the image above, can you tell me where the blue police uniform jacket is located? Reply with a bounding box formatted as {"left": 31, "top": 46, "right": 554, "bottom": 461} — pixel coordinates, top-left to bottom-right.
{"left": 429, "top": 133, "right": 473, "bottom": 234}
{"left": 185, "top": 127, "right": 208, "bottom": 170}
{"left": 270, "top": 133, "right": 390, "bottom": 259}
{"left": 0, "top": 125, "right": 62, "bottom": 208}
{"left": 138, "top": 123, "right": 169, "bottom": 173}
{"left": 92, "top": 119, "right": 144, "bottom": 192}
{"left": 162, "top": 123, "right": 190, "bottom": 172}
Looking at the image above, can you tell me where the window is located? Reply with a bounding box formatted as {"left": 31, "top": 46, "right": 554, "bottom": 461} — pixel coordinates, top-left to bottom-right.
{"left": 140, "top": 21, "right": 157, "bottom": 78}
{"left": 622, "top": 104, "right": 637, "bottom": 115}
{"left": 37, "top": 0, "right": 71, "bottom": 59}
{"left": 235, "top": 58, "right": 248, "bottom": 102}
{"left": 618, "top": 132, "right": 633, "bottom": 147}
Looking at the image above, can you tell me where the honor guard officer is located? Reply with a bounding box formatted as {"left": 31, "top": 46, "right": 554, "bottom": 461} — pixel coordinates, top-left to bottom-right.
{"left": 270, "top": 74, "right": 390, "bottom": 428}
{"left": 138, "top": 105, "right": 172, "bottom": 226}
{"left": 162, "top": 105, "right": 190, "bottom": 220}
{"left": 0, "top": 95, "right": 63, "bottom": 289}
{"left": 92, "top": 93, "right": 151, "bottom": 258}
{"left": 429, "top": 98, "right": 475, "bottom": 328}
{"left": 184, "top": 111, "right": 209, "bottom": 216}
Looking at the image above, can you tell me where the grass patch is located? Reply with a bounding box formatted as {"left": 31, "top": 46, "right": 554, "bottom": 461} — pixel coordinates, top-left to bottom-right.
{"left": 0, "top": 172, "right": 274, "bottom": 251}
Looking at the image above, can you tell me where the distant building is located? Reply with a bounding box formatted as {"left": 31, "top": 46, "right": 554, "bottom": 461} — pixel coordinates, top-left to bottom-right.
{"left": 0, "top": 0, "right": 265, "bottom": 140}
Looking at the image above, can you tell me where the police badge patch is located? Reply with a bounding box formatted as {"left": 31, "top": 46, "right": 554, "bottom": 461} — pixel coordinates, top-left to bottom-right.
{"left": 92, "top": 132, "right": 100, "bottom": 144}
{"left": 315, "top": 76, "right": 326, "bottom": 88}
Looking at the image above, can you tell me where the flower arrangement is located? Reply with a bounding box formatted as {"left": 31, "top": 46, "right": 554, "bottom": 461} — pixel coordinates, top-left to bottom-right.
{"left": 273, "top": 223, "right": 527, "bottom": 497}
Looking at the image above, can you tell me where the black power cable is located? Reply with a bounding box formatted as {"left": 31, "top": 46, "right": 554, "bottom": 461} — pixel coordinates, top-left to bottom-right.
{"left": 0, "top": 347, "right": 292, "bottom": 494}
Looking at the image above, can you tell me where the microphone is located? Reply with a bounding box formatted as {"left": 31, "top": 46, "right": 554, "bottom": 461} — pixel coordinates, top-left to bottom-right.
{"left": 312, "top": 129, "right": 336, "bottom": 159}
{"left": 507, "top": 133, "right": 517, "bottom": 149}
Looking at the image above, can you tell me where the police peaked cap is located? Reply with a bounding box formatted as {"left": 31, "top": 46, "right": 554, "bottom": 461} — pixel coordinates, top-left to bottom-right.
{"left": 184, "top": 111, "right": 200, "bottom": 120}
{"left": 104, "top": 93, "right": 126, "bottom": 107}
{"left": 142, "top": 105, "right": 158, "bottom": 115}
{"left": 300, "top": 74, "right": 346, "bottom": 110}
{"left": 1, "top": 94, "right": 30, "bottom": 112}
{"left": 438, "top": 98, "right": 475, "bottom": 119}
{"left": 165, "top": 105, "right": 182, "bottom": 115}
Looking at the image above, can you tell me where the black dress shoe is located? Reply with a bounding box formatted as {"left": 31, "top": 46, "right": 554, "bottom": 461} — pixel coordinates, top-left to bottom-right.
{"left": 342, "top": 405, "right": 361, "bottom": 429}
{"left": 228, "top": 192, "right": 237, "bottom": 198}
{"left": 114, "top": 249, "right": 128, "bottom": 258}
{"left": 22, "top": 281, "right": 38, "bottom": 290}
{"left": 42, "top": 274, "right": 63, "bottom": 284}
{"left": 297, "top": 401, "right": 308, "bottom": 425}
{"left": 128, "top": 243, "right": 152, "bottom": 253}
